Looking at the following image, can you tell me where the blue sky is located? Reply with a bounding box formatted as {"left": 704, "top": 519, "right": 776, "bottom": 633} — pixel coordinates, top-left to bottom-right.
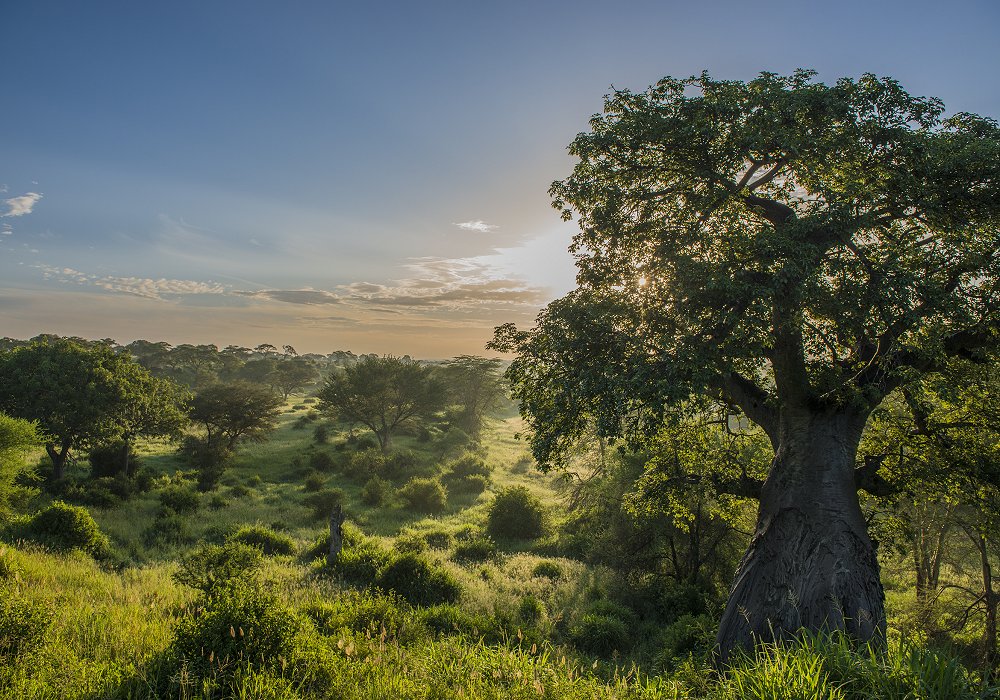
{"left": 2, "top": 0, "right": 998, "bottom": 357}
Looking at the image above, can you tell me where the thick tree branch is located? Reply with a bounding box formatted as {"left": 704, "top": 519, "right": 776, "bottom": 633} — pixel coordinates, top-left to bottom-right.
{"left": 743, "top": 194, "right": 796, "bottom": 225}
{"left": 854, "top": 454, "right": 896, "bottom": 497}
{"left": 710, "top": 371, "right": 779, "bottom": 446}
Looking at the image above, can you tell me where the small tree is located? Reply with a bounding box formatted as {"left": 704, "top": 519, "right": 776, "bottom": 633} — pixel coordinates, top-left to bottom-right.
{"left": 318, "top": 355, "right": 446, "bottom": 452}
{"left": 439, "top": 355, "right": 507, "bottom": 438}
{"left": 0, "top": 412, "right": 39, "bottom": 515}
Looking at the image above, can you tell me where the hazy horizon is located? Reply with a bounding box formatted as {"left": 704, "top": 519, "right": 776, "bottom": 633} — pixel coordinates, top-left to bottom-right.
{"left": 3, "top": 1, "right": 998, "bottom": 356}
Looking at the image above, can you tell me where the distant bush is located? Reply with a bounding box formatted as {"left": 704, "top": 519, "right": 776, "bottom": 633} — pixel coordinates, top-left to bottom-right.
{"left": 181, "top": 435, "right": 231, "bottom": 491}
{"left": 487, "top": 486, "right": 545, "bottom": 540}
{"left": 309, "top": 450, "right": 336, "bottom": 472}
{"left": 159, "top": 484, "right": 201, "bottom": 514}
{"left": 532, "top": 561, "right": 562, "bottom": 580}
{"left": 420, "top": 604, "right": 503, "bottom": 644}
{"left": 27, "top": 501, "right": 107, "bottom": 554}
{"left": 379, "top": 451, "right": 419, "bottom": 480}
{"left": 451, "top": 474, "right": 489, "bottom": 494}
{"left": 303, "top": 488, "right": 344, "bottom": 520}
{"left": 345, "top": 448, "right": 384, "bottom": 480}
{"left": 376, "top": 554, "right": 461, "bottom": 607}
{"left": 303, "top": 471, "right": 326, "bottom": 492}
{"left": 313, "top": 424, "right": 330, "bottom": 443}
{"left": 399, "top": 478, "right": 447, "bottom": 514}
{"left": 444, "top": 454, "right": 491, "bottom": 482}
{"left": 173, "top": 541, "right": 265, "bottom": 594}
{"left": 229, "top": 483, "right": 251, "bottom": 499}
{"left": 228, "top": 525, "right": 295, "bottom": 556}
{"left": 246, "top": 474, "right": 263, "bottom": 487}
{"left": 394, "top": 533, "right": 428, "bottom": 555}
{"left": 143, "top": 511, "right": 194, "bottom": 547}
{"left": 333, "top": 539, "right": 393, "bottom": 588}
{"left": 654, "top": 613, "right": 715, "bottom": 672}
{"left": 452, "top": 536, "right": 497, "bottom": 564}
{"left": 360, "top": 476, "right": 390, "bottom": 506}
{"left": 208, "top": 493, "right": 227, "bottom": 510}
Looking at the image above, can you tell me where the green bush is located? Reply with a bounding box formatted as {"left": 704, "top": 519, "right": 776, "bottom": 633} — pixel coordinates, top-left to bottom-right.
{"left": 333, "top": 540, "right": 393, "bottom": 588}
{"left": 531, "top": 561, "right": 562, "bottom": 580}
{"left": 143, "top": 511, "right": 194, "bottom": 547}
{"left": 303, "top": 471, "right": 326, "bottom": 492}
{"left": 228, "top": 525, "right": 296, "bottom": 556}
{"left": 303, "top": 590, "right": 418, "bottom": 643}
{"left": 158, "top": 484, "right": 201, "bottom": 514}
{"left": 570, "top": 612, "right": 630, "bottom": 657}
{"left": 452, "top": 536, "right": 497, "bottom": 564}
{"left": 309, "top": 450, "right": 336, "bottom": 472}
{"left": 361, "top": 476, "right": 390, "bottom": 506}
{"left": 486, "top": 486, "right": 545, "bottom": 540}
{"left": 399, "top": 477, "right": 447, "bottom": 514}
{"left": 181, "top": 435, "right": 231, "bottom": 491}
{"left": 423, "top": 530, "right": 454, "bottom": 550}
{"left": 394, "top": 533, "right": 429, "bottom": 555}
{"left": 420, "top": 604, "right": 503, "bottom": 644}
{"left": 166, "top": 581, "right": 304, "bottom": 691}
{"left": 230, "top": 483, "right": 251, "bottom": 498}
{"left": 517, "top": 595, "right": 546, "bottom": 625}
{"left": 173, "top": 541, "right": 265, "bottom": 594}
{"left": 303, "top": 487, "right": 344, "bottom": 520}
{"left": 345, "top": 448, "right": 384, "bottom": 480}
{"left": 376, "top": 554, "right": 461, "bottom": 607}
{"left": 451, "top": 474, "right": 489, "bottom": 494}
{"left": 246, "top": 474, "right": 263, "bottom": 487}
{"left": 444, "top": 454, "right": 491, "bottom": 482}
{"left": 27, "top": 501, "right": 107, "bottom": 554}
{"left": 654, "top": 613, "right": 715, "bottom": 672}
{"left": 313, "top": 423, "right": 329, "bottom": 443}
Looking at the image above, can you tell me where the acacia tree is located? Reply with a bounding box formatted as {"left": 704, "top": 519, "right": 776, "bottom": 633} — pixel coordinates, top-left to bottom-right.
{"left": 490, "top": 70, "right": 1000, "bottom": 659}
{"left": 439, "top": 355, "right": 507, "bottom": 438}
{"left": 0, "top": 339, "right": 189, "bottom": 480}
{"left": 318, "top": 355, "right": 445, "bottom": 452}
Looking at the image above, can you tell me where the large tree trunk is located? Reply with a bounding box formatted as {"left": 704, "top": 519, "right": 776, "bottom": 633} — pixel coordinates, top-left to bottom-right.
{"left": 716, "top": 410, "right": 885, "bottom": 663}
{"left": 45, "top": 438, "right": 73, "bottom": 481}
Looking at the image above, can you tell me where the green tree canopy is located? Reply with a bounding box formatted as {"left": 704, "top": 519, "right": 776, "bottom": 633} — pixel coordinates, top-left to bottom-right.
{"left": 188, "top": 381, "right": 284, "bottom": 452}
{"left": 491, "top": 70, "right": 1000, "bottom": 659}
{"left": 0, "top": 412, "right": 40, "bottom": 515}
{"left": 439, "top": 355, "right": 507, "bottom": 438}
{"left": 0, "top": 338, "right": 190, "bottom": 480}
{"left": 318, "top": 355, "right": 446, "bottom": 452}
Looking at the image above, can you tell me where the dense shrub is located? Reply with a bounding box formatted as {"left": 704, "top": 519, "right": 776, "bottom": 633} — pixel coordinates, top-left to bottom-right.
{"left": 309, "top": 450, "right": 336, "bottom": 472}
{"left": 27, "top": 501, "right": 107, "bottom": 554}
{"left": 303, "top": 471, "right": 326, "bottom": 492}
{"left": 229, "top": 483, "right": 251, "bottom": 498}
{"left": 181, "top": 435, "right": 231, "bottom": 491}
{"left": 398, "top": 478, "right": 447, "bottom": 514}
{"left": 444, "top": 454, "right": 491, "bottom": 482}
{"left": 246, "top": 474, "right": 263, "bottom": 487}
{"left": 654, "top": 613, "right": 715, "bottom": 671}
{"left": 518, "top": 595, "right": 546, "bottom": 625}
{"left": 303, "top": 487, "right": 344, "bottom": 520}
{"left": 303, "top": 590, "right": 418, "bottom": 643}
{"left": 158, "top": 484, "right": 201, "bottom": 514}
{"left": 333, "top": 539, "right": 393, "bottom": 588}
{"left": 228, "top": 525, "right": 296, "bottom": 556}
{"left": 420, "top": 604, "right": 503, "bottom": 644}
{"left": 173, "top": 541, "right": 265, "bottom": 594}
{"left": 423, "top": 530, "right": 454, "bottom": 550}
{"left": 376, "top": 554, "right": 461, "bottom": 607}
{"left": 451, "top": 474, "right": 489, "bottom": 494}
{"left": 452, "top": 536, "right": 497, "bottom": 564}
{"left": 313, "top": 423, "right": 329, "bottom": 443}
{"left": 143, "top": 511, "right": 194, "bottom": 547}
{"left": 486, "top": 486, "right": 545, "bottom": 540}
{"left": 531, "top": 561, "right": 562, "bottom": 580}
{"left": 166, "top": 581, "right": 304, "bottom": 691}
{"left": 570, "top": 613, "right": 630, "bottom": 657}
{"left": 360, "top": 476, "right": 390, "bottom": 506}
{"left": 394, "top": 533, "right": 429, "bottom": 555}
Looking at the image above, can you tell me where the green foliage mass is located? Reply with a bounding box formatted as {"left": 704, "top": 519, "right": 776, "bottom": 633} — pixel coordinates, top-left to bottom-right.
{"left": 27, "top": 500, "right": 107, "bottom": 555}
{"left": 487, "top": 486, "right": 546, "bottom": 540}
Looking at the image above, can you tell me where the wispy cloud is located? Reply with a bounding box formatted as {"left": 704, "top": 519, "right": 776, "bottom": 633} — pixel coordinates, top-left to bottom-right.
{"left": 2, "top": 192, "right": 42, "bottom": 217}
{"left": 454, "top": 220, "right": 498, "bottom": 233}
{"left": 36, "top": 265, "right": 225, "bottom": 300}
{"left": 1, "top": 224, "right": 12, "bottom": 236}
{"left": 238, "top": 289, "right": 341, "bottom": 305}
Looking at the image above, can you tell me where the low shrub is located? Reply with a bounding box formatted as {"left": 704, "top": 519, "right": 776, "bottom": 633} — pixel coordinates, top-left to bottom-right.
{"left": 246, "top": 474, "right": 263, "bottom": 487}
{"left": 174, "top": 541, "right": 265, "bottom": 594}
{"left": 313, "top": 423, "right": 329, "bottom": 443}
{"left": 421, "top": 604, "right": 503, "bottom": 644}
{"left": 423, "top": 530, "right": 454, "bottom": 550}
{"left": 303, "top": 488, "right": 344, "bottom": 520}
{"left": 309, "top": 451, "right": 336, "bottom": 472}
{"left": 360, "top": 476, "right": 390, "bottom": 506}
{"left": 228, "top": 525, "right": 296, "bottom": 556}
{"left": 451, "top": 474, "right": 489, "bottom": 494}
{"left": 230, "top": 483, "right": 251, "bottom": 498}
{"left": 159, "top": 484, "right": 201, "bottom": 514}
{"left": 333, "top": 540, "right": 393, "bottom": 588}
{"left": 87, "top": 442, "right": 139, "bottom": 478}
{"left": 303, "top": 590, "right": 417, "bottom": 643}
{"left": 143, "top": 511, "right": 194, "bottom": 547}
{"left": 303, "top": 471, "right": 326, "bottom": 492}
{"left": 570, "top": 612, "right": 630, "bottom": 657}
{"left": 654, "top": 613, "right": 715, "bottom": 672}
{"left": 444, "top": 454, "right": 491, "bottom": 482}
{"left": 452, "top": 536, "right": 497, "bottom": 564}
{"left": 486, "top": 486, "right": 545, "bottom": 540}
{"left": 531, "top": 561, "right": 562, "bottom": 580}
{"left": 394, "top": 533, "right": 429, "bottom": 555}
{"left": 517, "top": 595, "right": 546, "bottom": 625}
{"left": 376, "top": 554, "right": 462, "bottom": 607}
{"left": 398, "top": 478, "right": 447, "bottom": 514}
{"left": 27, "top": 501, "right": 107, "bottom": 554}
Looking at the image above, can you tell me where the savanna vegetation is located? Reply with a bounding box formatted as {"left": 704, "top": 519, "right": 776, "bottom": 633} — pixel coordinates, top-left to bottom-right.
{"left": 0, "top": 69, "right": 998, "bottom": 699}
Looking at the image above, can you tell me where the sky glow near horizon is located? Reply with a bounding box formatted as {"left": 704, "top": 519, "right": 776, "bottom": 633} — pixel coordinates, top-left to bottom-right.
{"left": 2, "top": 1, "right": 998, "bottom": 357}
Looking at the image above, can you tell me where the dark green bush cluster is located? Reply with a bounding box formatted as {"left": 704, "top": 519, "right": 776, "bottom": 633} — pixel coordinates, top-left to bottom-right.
{"left": 228, "top": 525, "right": 295, "bottom": 556}
{"left": 312, "top": 423, "right": 329, "bottom": 443}
{"left": 345, "top": 449, "right": 422, "bottom": 482}
{"left": 158, "top": 484, "right": 201, "bottom": 514}
{"left": 360, "top": 476, "right": 390, "bottom": 506}
{"left": 531, "top": 561, "right": 562, "bottom": 580}
{"left": 443, "top": 454, "right": 491, "bottom": 493}
{"left": 173, "top": 541, "right": 265, "bottom": 595}
{"left": 375, "top": 554, "right": 461, "bottom": 607}
{"left": 180, "top": 435, "right": 232, "bottom": 492}
{"left": 303, "top": 488, "right": 344, "bottom": 520}
{"left": 27, "top": 501, "right": 108, "bottom": 555}
{"left": 303, "top": 470, "right": 326, "bottom": 492}
{"left": 452, "top": 536, "right": 497, "bottom": 564}
{"left": 87, "top": 442, "right": 140, "bottom": 478}
{"left": 398, "top": 477, "right": 447, "bottom": 514}
{"left": 143, "top": 511, "right": 194, "bottom": 547}
{"left": 569, "top": 600, "right": 635, "bottom": 657}
{"left": 486, "top": 486, "right": 546, "bottom": 540}
{"left": 302, "top": 590, "right": 420, "bottom": 643}
{"left": 420, "top": 604, "right": 504, "bottom": 644}
{"left": 309, "top": 450, "right": 336, "bottom": 472}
